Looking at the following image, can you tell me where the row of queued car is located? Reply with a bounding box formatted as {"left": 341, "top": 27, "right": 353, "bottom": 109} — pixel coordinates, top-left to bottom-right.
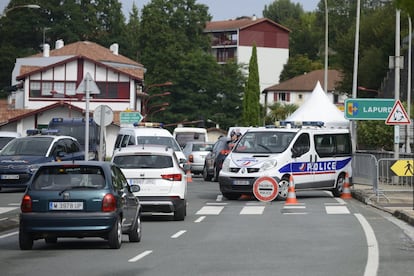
{"left": 13, "top": 124, "right": 192, "bottom": 250}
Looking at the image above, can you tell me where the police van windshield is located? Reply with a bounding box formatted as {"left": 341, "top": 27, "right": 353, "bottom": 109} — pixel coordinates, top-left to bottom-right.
{"left": 234, "top": 131, "right": 296, "bottom": 153}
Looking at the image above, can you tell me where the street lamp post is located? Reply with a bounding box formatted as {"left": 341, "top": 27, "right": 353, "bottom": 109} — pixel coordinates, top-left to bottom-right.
{"left": 351, "top": 0, "right": 361, "bottom": 152}
{"left": 1, "top": 4, "right": 40, "bottom": 17}
{"left": 324, "top": 0, "right": 328, "bottom": 93}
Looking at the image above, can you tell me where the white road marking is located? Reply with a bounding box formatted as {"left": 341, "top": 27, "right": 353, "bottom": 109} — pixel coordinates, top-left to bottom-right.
{"left": 282, "top": 205, "right": 306, "bottom": 209}
{"left": 354, "top": 213, "right": 379, "bottom": 276}
{"left": 325, "top": 206, "right": 350, "bottom": 214}
{"left": 196, "top": 206, "right": 224, "bottom": 215}
{"left": 0, "top": 207, "right": 18, "bottom": 214}
{"left": 239, "top": 206, "right": 265, "bottom": 215}
{"left": 335, "top": 198, "right": 347, "bottom": 205}
{"left": 128, "top": 250, "right": 153, "bottom": 263}
{"left": 171, "top": 230, "right": 186, "bottom": 239}
{"left": 8, "top": 203, "right": 20, "bottom": 206}
{"left": 194, "top": 216, "right": 205, "bottom": 223}
{"left": 0, "top": 231, "right": 18, "bottom": 239}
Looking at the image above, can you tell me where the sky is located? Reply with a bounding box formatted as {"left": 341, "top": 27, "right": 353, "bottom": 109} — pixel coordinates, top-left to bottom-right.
{"left": 1, "top": 1, "right": 319, "bottom": 20}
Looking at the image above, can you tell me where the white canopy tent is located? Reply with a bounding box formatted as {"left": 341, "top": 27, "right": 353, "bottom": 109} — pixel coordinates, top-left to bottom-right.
{"left": 286, "top": 81, "right": 350, "bottom": 128}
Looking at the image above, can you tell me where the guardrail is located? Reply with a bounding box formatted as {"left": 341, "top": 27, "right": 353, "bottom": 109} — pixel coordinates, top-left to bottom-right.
{"left": 353, "top": 151, "right": 413, "bottom": 202}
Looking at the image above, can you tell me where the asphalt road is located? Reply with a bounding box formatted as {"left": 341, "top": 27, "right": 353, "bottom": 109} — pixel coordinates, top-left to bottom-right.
{"left": 1, "top": 176, "right": 413, "bottom": 276}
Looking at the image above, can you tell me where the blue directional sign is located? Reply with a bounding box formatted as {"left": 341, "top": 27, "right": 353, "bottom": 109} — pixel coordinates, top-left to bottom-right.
{"left": 344, "top": 98, "right": 395, "bottom": 120}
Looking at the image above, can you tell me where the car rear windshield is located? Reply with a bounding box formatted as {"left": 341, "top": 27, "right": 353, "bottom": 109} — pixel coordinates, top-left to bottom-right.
{"left": 113, "top": 155, "right": 173, "bottom": 169}
{"left": 32, "top": 165, "right": 105, "bottom": 190}
{"left": 193, "top": 144, "right": 213, "bottom": 151}
{"left": 136, "top": 136, "right": 181, "bottom": 151}
{"left": 0, "top": 137, "right": 53, "bottom": 156}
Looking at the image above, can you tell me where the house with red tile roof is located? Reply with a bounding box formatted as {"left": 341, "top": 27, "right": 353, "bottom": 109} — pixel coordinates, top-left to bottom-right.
{"left": 262, "top": 69, "right": 347, "bottom": 111}
{"left": 205, "top": 16, "right": 290, "bottom": 99}
{"left": 1, "top": 40, "right": 146, "bottom": 155}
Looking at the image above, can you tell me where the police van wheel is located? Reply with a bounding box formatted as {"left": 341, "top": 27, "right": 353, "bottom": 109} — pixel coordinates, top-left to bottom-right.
{"left": 332, "top": 174, "right": 345, "bottom": 197}
{"left": 277, "top": 177, "right": 289, "bottom": 200}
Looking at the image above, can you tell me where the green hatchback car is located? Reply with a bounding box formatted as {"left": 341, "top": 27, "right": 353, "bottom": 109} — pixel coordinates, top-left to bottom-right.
{"left": 19, "top": 161, "right": 142, "bottom": 250}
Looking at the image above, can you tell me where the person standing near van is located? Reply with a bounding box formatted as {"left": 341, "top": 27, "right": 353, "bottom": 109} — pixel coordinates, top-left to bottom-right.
{"left": 229, "top": 130, "right": 241, "bottom": 149}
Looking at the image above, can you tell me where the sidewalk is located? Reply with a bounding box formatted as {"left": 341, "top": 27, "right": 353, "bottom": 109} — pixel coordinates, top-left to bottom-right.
{"left": 352, "top": 184, "right": 414, "bottom": 227}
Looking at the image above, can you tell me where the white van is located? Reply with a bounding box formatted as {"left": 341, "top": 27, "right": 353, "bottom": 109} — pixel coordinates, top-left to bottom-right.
{"left": 113, "top": 125, "right": 186, "bottom": 161}
{"left": 173, "top": 127, "right": 208, "bottom": 148}
{"left": 219, "top": 122, "right": 352, "bottom": 200}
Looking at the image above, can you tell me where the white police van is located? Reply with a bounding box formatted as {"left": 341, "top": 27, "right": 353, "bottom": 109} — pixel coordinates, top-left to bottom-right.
{"left": 218, "top": 122, "right": 352, "bottom": 200}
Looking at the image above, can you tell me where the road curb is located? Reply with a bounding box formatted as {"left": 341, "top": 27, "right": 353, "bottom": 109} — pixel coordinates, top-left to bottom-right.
{"left": 351, "top": 189, "right": 414, "bottom": 227}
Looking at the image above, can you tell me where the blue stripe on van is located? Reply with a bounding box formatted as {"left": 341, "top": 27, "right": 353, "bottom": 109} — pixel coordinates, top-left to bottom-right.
{"left": 279, "top": 157, "right": 352, "bottom": 174}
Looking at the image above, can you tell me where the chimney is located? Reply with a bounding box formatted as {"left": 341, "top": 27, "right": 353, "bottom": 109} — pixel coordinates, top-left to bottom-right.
{"left": 110, "top": 43, "right": 119, "bottom": 55}
{"left": 252, "top": 14, "right": 257, "bottom": 21}
{"left": 55, "top": 39, "right": 64, "bottom": 49}
{"left": 43, "top": 44, "right": 50, "bottom": 57}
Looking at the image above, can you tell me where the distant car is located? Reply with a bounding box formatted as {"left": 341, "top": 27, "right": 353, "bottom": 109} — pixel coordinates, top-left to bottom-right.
{"left": 113, "top": 125, "right": 186, "bottom": 162}
{"left": 19, "top": 161, "right": 142, "bottom": 250}
{"left": 111, "top": 145, "right": 189, "bottom": 221}
{"left": 203, "top": 137, "right": 231, "bottom": 182}
{"left": 182, "top": 141, "right": 214, "bottom": 175}
{"left": 0, "top": 131, "right": 21, "bottom": 150}
{"left": 0, "top": 134, "right": 84, "bottom": 191}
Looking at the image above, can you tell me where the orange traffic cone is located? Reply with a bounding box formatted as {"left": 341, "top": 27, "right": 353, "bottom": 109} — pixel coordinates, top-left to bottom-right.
{"left": 285, "top": 174, "right": 299, "bottom": 204}
{"left": 186, "top": 161, "right": 193, "bottom": 183}
{"left": 340, "top": 172, "right": 352, "bottom": 199}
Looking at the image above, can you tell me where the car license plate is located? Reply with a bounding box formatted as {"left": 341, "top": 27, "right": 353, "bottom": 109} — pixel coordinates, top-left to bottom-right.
{"left": 233, "top": 180, "right": 250, "bottom": 185}
{"left": 49, "top": 202, "right": 84, "bottom": 210}
{"left": 129, "top": 178, "right": 154, "bottom": 185}
{"left": 1, "top": 174, "right": 19, "bottom": 180}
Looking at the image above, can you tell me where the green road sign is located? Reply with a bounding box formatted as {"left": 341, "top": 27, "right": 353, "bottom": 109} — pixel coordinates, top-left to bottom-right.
{"left": 120, "top": 111, "right": 143, "bottom": 124}
{"left": 344, "top": 98, "right": 395, "bottom": 120}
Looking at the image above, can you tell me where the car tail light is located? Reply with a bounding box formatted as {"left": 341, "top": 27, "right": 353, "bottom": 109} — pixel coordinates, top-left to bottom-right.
{"left": 189, "top": 154, "right": 194, "bottom": 163}
{"left": 21, "top": 194, "right": 32, "bottom": 212}
{"left": 102, "top": 194, "right": 117, "bottom": 212}
{"left": 220, "top": 149, "right": 230, "bottom": 155}
{"left": 161, "top": 174, "right": 182, "bottom": 181}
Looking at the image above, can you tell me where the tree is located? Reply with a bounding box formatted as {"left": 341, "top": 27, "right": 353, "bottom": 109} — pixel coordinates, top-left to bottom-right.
{"left": 279, "top": 54, "right": 323, "bottom": 82}
{"left": 264, "top": 102, "right": 298, "bottom": 124}
{"left": 242, "top": 44, "right": 261, "bottom": 126}
{"left": 138, "top": 0, "right": 244, "bottom": 128}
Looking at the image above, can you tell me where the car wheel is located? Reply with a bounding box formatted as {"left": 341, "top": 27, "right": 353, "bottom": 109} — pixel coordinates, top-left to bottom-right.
{"left": 222, "top": 192, "right": 241, "bottom": 200}
{"left": 128, "top": 213, "right": 142, "bottom": 242}
{"left": 332, "top": 173, "right": 345, "bottom": 197}
{"left": 213, "top": 166, "right": 220, "bottom": 182}
{"left": 203, "top": 165, "right": 212, "bottom": 181}
{"left": 19, "top": 227, "right": 33, "bottom": 250}
{"left": 174, "top": 200, "right": 186, "bottom": 221}
{"left": 277, "top": 177, "right": 289, "bottom": 200}
{"left": 45, "top": 237, "right": 57, "bottom": 244}
{"left": 108, "top": 216, "right": 122, "bottom": 249}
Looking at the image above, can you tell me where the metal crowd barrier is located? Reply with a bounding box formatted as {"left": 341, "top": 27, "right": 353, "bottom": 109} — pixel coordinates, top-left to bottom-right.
{"left": 352, "top": 151, "right": 413, "bottom": 201}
